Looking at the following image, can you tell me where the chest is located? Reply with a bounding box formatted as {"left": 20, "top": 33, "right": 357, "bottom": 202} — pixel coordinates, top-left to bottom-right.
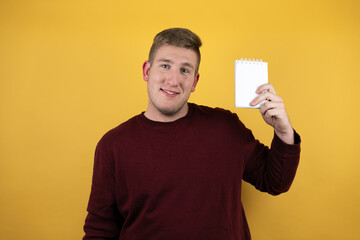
{"left": 113, "top": 126, "right": 244, "bottom": 202}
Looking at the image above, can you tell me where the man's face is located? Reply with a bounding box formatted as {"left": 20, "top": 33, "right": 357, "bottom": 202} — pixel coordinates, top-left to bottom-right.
{"left": 143, "top": 45, "right": 199, "bottom": 121}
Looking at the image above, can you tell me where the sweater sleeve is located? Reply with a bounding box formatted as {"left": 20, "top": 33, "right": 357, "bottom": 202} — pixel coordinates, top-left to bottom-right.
{"left": 242, "top": 129, "right": 301, "bottom": 196}
{"left": 83, "top": 140, "right": 124, "bottom": 239}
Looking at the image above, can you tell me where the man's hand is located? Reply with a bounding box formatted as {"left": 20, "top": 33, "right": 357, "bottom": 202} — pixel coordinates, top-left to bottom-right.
{"left": 250, "top": 83, "right": 294, "bottom": 144}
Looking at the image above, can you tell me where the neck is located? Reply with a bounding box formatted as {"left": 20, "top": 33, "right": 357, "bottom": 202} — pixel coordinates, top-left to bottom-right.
{"left": 144, "top": 104, "right": 189, "bottom": 122}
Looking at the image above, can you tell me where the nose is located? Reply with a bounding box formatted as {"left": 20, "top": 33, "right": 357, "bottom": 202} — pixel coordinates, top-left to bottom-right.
{"left": 165, "top": 69, "right": 180, "bottom": 87}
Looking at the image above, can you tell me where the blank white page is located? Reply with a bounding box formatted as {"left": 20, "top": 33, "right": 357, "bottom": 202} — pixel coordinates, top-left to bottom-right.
{"left": 235, "top": 59, "right": 268, "bottom": 108}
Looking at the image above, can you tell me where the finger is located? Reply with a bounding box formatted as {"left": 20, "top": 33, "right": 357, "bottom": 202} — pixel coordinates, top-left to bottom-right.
{"left": 259, "top": 101, "right": 272, "bottom": 115}
{"left": 256, "top": 83, "right": 277, "bottom": 94}
{"left": 250, "top": 92, "right": 283, "bottom": 106}
{"left": 256, "top": 83, "right": 276, "bottom": 94}
{"left": 262, "top": 108, "right": 282, "bottom": 119}
{"left": 260, "top": 101, "right": 285, "bottom": 115}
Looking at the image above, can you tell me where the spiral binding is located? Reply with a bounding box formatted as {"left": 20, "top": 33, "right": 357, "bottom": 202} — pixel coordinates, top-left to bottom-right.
{"left": 236, "top": 58, "right": 264, "bottom": 64}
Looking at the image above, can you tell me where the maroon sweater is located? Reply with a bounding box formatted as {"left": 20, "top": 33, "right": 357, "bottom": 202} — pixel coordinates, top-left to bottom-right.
{"left": 83, "top": 103, "right": 301, "bottom": 240}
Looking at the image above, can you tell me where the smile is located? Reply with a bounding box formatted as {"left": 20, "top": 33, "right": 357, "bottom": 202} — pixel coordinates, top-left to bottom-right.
{"left": 161, "top": 88, "right": 179, "bottom": 96}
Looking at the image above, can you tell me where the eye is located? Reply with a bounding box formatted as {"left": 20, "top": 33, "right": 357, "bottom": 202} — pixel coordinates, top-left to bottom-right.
{"left": 161, "top": 64, "right": 169, "bottom": 69}
{"left": 181, "top": 68, "right": 189, "bottom": 73}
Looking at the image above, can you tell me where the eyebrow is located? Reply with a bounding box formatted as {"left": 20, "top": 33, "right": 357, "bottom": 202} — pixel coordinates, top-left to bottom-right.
{"left": 157, "top": 59, "right": 172, "bottom": 63}
{"left": 157, "top": 58, "right": 194, "bottom": 69}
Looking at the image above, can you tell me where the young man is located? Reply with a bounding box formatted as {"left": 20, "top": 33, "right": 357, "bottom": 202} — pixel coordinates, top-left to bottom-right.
{"left": 83, "top": 28, "right": 301, "bottom": 240}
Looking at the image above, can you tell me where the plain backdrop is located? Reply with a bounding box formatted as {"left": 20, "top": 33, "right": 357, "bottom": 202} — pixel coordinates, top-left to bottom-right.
{"left": 1, "top": 0, "right": 359, "bottom": 239}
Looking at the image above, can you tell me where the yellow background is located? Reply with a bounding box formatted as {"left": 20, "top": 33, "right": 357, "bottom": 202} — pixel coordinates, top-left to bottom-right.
{"left": 1, "top": 0, "right": 359, "bottom": 239}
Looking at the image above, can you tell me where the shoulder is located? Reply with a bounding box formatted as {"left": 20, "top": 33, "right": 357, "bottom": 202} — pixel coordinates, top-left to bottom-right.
{"left": 96, "top": 114, "right": 141, "bottom": 150}
{"left": 191, "top": 103, "right": 231, "bottom": 116}
{"left": 190, "top": 103, "right": 243, "bottom": 123}
{"left": 190, "top": 103, "right": 248, "bottom": 131}
{"left": 189, "top": 103, "right": 255, "bottom": 148}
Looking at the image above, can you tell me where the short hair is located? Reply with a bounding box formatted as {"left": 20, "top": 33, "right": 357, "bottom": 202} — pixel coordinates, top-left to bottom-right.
{"left": 148, "top": 28, "right": 202, "bottom": 74}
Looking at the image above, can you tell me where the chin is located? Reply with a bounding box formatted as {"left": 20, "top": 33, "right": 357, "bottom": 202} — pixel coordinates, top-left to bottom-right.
{"left": 158, "top": 107, "right": 182, "bottom": 116}
{"left": 157, "top": 102, "right": 187, "bottom": 116}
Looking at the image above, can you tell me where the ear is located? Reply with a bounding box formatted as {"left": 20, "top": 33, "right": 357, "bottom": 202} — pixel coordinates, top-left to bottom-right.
{"left": 191, "top": 73, "right": 200, "bottom": 92}
{"left": 142, "top": 61, "right": 151, "bottom": 82}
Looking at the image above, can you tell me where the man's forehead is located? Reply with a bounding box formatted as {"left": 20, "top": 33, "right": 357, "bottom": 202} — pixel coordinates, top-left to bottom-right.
{"left": 153, "top": 46, "right": 197, "bottom": 63}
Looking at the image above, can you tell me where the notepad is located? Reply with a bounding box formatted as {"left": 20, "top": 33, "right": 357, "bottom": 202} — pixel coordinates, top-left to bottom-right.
{"left": 235, "top": 59, "right": 268, "bottom": 108}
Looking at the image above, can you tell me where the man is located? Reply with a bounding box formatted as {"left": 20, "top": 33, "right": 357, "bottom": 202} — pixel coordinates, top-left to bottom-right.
{"left": 83, "top": 28, "right": 301, "bottom": 240}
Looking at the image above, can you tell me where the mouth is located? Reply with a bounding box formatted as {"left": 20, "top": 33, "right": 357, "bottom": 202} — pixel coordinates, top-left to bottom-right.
{"left": 161, "top": 88, "right": 180, "bottom": 96}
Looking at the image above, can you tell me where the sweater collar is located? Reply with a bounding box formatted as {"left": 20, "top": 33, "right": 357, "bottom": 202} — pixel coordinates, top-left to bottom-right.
{"left": 138, "top": 103, "right": 195, "bottom": 127}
